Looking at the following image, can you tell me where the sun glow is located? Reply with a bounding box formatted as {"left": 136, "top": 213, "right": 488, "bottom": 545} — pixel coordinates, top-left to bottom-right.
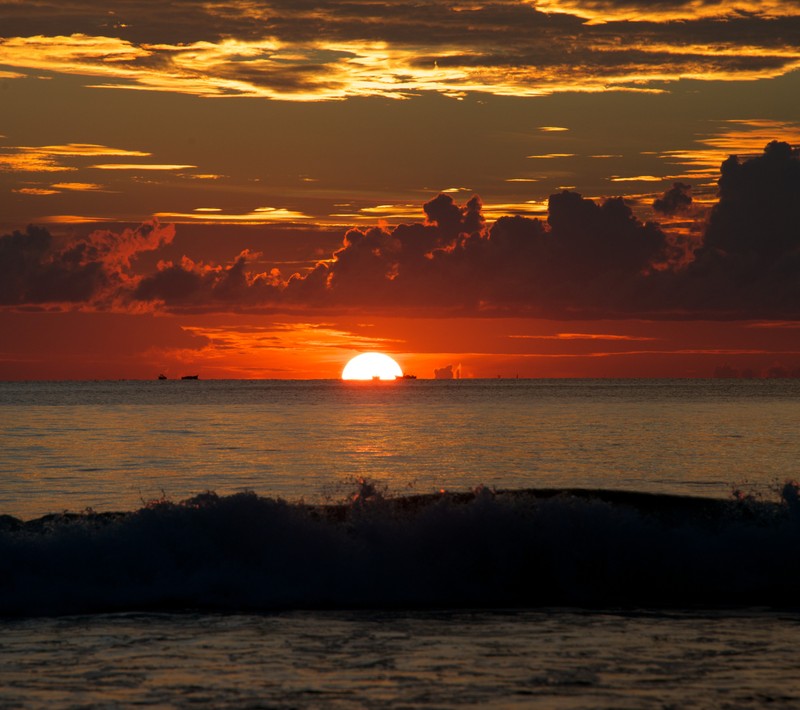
{"left": 342, "top": 352, "right": 403, "bottom": 381}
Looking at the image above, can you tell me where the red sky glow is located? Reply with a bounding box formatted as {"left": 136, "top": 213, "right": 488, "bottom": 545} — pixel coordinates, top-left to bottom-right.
{"left": 1, "top": 0, "right": 799, "bottom": 379}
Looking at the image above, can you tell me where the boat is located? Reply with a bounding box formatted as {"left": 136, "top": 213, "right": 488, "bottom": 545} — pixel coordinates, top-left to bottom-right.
{"left": 181, "top": 375, "right": 199, "bottom": 380}
{"left": 396, "top": 374, "right": 417, "bottom": 380}
{"left": 157, "top": 374, "right": 167, "bottom": 380}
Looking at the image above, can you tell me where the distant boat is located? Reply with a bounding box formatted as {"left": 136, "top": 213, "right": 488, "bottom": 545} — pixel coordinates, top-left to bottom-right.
{"left": 157, "top": 374, "right": 168, "bottom": 380}
{"left": 181, "top": 375, "right": 199, "bottom": 380}
{"left": 396, "top": 374, "right": 417, "bottom": 380}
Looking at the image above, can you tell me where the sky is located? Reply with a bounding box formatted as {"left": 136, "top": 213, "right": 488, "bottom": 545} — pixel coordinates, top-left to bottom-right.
{"left": 1, "top": 0, "right": 799, "bottom": 379}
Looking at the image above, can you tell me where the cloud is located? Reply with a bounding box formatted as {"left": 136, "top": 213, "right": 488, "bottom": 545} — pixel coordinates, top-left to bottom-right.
{"left": 610, "top": 175, "right": 663, "bottom": 183}
{"left": 154, "top": 207, "right": 312, "bottom": 223}
{"left": 533, "top": 0, "right": 800, "bottom": 23}
{"left": 11, "top": 182, "right": 106, "bottom": 196}
{"left": 705, "top": 140, "right": 798, "bottom": 258}
{"left": 0, "top": 3, "right": 798, "bottom": 100}
{"left": 658, "top": 120, "right": 800, "bottom": 184}
{"left": 2, "top": 142, "right": 798, "bottom": 320}
{"left": 0, "top": 142, "right": 150, "bottom": 173}
{"left": 91, "top": 163, "right": 196, "bottom": 171}
{"left": 285, "top": 190, "right": 674, "bottom": 316}
{"left": 50, "top": 182, "right": 104, "bottom": 191}
{"left": 0, "top": 220, "right": 174, "bottom": 306}
{"left": 13, "top": 187, "right": 60, "bottom": 196}
{"left": 653, "top": 182, "right": 693, "bottom": 215}
{"left": 673, "top": 140, "right": 800, "bottom": 317}
{"left": 132, "top": 250, "right": 283, "bottom": 311}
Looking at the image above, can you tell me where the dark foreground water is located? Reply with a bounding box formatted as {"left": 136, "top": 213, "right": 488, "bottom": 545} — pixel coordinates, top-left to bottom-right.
{"left": 2, "top": 379, "right": 799, "bottom": 706}
{"left": 3, "top": 610, "right": 800, "bottom": 709}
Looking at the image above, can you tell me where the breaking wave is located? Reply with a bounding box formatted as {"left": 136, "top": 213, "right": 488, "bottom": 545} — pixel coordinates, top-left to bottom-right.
{"left": 3, "top": 482, "right": 800, "bottom": 616}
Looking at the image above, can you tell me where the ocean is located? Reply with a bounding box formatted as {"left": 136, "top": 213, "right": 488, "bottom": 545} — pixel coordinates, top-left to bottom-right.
{"left": 2, "top": 378, "right": 800, "bottom": 707}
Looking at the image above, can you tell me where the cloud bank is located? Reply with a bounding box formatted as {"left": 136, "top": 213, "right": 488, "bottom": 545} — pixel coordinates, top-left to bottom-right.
{"left": 0, "top": 221, "right": 174, "bottom": 306}
{"left": 1, "top": 143, "right": 798, "bottom": 319}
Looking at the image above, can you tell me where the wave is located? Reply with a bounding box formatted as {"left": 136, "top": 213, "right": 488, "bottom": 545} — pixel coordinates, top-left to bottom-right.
{"left": 2, "top": 482, "right": 800, "bottom": 616}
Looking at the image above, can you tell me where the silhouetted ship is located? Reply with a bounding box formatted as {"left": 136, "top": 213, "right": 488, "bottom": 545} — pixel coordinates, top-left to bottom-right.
{"left": 396, "top": 374, "right": 417, "bottom": 380}
{"left": 181, "top": 375, "right": 199, "bottom": 380}
{"left": 157, "top": 374, "right": 168, "bottom": 380}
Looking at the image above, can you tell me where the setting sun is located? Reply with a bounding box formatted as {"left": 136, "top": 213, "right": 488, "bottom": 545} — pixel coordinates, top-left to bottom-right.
{"left": 342, "top": 352, "right": 403, "bottom": 380}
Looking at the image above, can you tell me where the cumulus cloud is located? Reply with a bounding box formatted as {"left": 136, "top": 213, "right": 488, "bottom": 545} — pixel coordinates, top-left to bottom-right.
{"left": 2, "top": 142, "right": 798, "bottom": 319}
{"left": 673, "top": 140, "right": 800, "bottom": 317}
{"left": 133, "top": 250, "right": 283, "bottom": 311}
{"left": 653, "top": 182, "right": 693, "bottom": 215}
{"left": 703, "top": 141, "right": 798, "bottom": 259}
{"left": 274, "top": 189, "right": 683, "bottom": 318}
{"left": 0, "top": 220, "right": 174, "bottom": 306}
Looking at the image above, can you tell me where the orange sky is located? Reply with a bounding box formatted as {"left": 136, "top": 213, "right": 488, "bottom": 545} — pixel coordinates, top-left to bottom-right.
{"left": 1, "top": 0, "right": 799, "bottom": 379}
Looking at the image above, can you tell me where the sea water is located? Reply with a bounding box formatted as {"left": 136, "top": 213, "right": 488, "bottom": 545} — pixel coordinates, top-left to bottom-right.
{"left": 2, "top": 379, "right": 800, "bottom": 707}
{"left": 2, "top": 378, "right": 798, "bottom": 518}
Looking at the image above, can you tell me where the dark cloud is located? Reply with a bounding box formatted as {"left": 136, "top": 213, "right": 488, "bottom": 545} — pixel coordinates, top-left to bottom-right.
{"left": 132, "top": 250, "right": 282, "bottom": 311}
{"left": 284, "top": 190, "right": 673, "bottom": 316}
{"left": 674, "top": 140, "right": 800, "bottom": 317}
{"left": 0, "top": 225, "right": 104, "bottom": 305}
{"left": 286, "top": 193, "right": 492, "bottom": 310}
{"left": 2, "top": 143, "right": 798, "bottom": 320}
{"left": 0, "top": 221, "right": 173, "bottom": 306}
{"left": 653, "top": 182, "right": 692, "bottom": 215}
{"left": 0, "top": 1, "right": 579, "bottom": 45}
{"left": 703, "top": 141, "right": 799, "bottom": 260}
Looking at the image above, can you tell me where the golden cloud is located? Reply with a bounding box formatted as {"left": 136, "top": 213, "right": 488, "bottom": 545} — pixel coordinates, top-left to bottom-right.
{"left": 12, "top": 187, "right": 60, "bottom": 195}
{"left": 91, "top": 163, "right": 197, "bottom": 170}
{"left": 29, "top": 144, "right": 149, "bottom": 157}
{"left": 609, "top": 175, "right": 664, "bottom": 182}
{"left": 0, "top": 153, "right": 76, "bottom": 172}
{"left": 155, "top": 207, "right": 312, "bottom": 223}
{"left": 0, "top": 142, "right": 150, "bottom": 173}
{"left": 532, "top": 0, "right": 800, "bottom": 23}
{"left": 38, "top": 215, "right": 112, "bottom": 223}
{"left": 50, "top": 182, "right": 105, "bottom": 191}
{"left": 660, "top": 120, "right": 800, "bottom": 180}
{"left": 1, "top": 27, "right": 798, "bottom": 102}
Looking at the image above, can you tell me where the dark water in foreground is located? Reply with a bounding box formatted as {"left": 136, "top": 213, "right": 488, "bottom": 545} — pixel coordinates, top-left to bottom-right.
{"left": 3, "top": 610, "right": 800, "bottom": 709}
{"left": 2, "top": 379, "right": 799, "bottom": 706}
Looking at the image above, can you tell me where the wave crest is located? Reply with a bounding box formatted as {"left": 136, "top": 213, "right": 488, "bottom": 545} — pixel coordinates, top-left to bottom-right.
{"left": 2, "top": 483, "right": 800, "bottom": 616}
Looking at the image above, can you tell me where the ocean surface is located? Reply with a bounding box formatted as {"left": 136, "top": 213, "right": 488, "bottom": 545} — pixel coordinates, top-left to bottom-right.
{"left": 2, "top": 378, "right": 799, "bottom": 519}
{"left": 2, "top": 378, "right": 800, "bottom": 707}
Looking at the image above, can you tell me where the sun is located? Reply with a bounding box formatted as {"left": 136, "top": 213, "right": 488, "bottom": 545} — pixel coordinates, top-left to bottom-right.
{"left": 342, "top": 352, "right": 403, "bottom": 381}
